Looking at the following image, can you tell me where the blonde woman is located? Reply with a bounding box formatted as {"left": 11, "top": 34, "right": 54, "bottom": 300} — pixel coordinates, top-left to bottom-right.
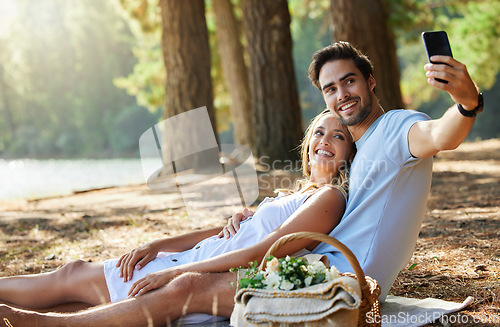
{"left": 1, "top": 111, "right": 355, "bottom": 326}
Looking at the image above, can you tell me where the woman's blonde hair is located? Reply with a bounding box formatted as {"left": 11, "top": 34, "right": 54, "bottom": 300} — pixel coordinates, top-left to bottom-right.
{"left": 278, "top": 110, "right": 355, "bottom": 198}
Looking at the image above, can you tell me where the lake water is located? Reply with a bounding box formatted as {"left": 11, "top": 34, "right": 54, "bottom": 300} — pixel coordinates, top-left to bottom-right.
{"left": 0, "top": 158, "right": 149, "bottom": 201}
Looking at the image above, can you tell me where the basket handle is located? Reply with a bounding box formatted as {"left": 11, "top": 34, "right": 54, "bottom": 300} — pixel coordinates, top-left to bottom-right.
{"left": 258, "top": 231, "right": 369, "bottom": 298}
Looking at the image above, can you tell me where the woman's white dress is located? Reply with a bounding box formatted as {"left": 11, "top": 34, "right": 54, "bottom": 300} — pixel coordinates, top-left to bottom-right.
{"left": 103, "top": 191, "right": 315, "bottom": 302}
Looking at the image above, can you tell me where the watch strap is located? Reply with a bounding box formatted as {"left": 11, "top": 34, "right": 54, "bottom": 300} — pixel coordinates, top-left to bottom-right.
{"left": 457, "top": 93, "right": 483, "bottom": 118}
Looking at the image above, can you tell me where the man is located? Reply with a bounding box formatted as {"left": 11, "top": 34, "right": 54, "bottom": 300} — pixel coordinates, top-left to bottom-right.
{"left": 306, "top": 41, "right": 481, "bottom": 299}
{"left": 0, "top": 41, "right": 482, "bottom": 326}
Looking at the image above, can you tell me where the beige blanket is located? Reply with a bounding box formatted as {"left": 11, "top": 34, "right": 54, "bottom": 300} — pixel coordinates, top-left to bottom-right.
{"left": 230, "top": 276, "right": 361, "bottom": 326}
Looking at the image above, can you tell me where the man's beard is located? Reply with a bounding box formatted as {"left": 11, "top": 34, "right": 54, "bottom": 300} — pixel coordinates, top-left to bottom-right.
{"left": 335, "top": 87, "right": 373, "bottom": 126}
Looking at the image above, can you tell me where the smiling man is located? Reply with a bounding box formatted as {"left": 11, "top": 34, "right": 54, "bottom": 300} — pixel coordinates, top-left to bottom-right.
{"left": 307, "top": 41, "right": 482, "bottom": 299}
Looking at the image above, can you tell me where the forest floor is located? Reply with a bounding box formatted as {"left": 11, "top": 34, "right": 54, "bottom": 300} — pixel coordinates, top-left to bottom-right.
{"left": 0, "top": 139, "right": 499, "bottom": 326}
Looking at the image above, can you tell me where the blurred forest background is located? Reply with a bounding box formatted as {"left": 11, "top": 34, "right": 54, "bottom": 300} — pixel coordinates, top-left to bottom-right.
{"left": 0, "top": 0, "right": 499, "bottom": 161}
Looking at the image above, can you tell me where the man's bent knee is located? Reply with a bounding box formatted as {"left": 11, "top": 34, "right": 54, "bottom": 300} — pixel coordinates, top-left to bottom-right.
{"left": 164, "top": 272, "right": 237, "bottom": 317}
{"left": 164, "top": 272, "right": 201, "bottom": 294}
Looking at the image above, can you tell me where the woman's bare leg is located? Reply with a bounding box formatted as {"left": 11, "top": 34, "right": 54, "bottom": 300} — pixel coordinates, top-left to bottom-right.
{"left": 0, "top": 260, "right": 110, "bottom": 309}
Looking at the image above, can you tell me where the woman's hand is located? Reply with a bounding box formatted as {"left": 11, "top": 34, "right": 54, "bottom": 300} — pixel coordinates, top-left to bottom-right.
{"left": 127, "top": 269, "right": 177, "bottom": 297}
{"left": 116, "top": 240, "right": 162, "bottom": 282}
{"left": 217, "top": 208, "right": 254, "bottom": 239}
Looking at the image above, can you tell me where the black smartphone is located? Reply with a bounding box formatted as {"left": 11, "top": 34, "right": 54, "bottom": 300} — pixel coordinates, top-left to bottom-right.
{"left": 422, "top": 31, "right": 453, "bottom": 83}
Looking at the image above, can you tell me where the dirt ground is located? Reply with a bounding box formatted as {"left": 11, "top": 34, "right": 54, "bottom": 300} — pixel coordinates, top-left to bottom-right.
{"left": 0, "top": 139, "right": 499, "bottom": 326}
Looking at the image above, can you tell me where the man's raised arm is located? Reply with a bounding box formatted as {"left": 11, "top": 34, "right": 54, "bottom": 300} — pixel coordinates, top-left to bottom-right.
{"left": 408, "top": 55, "right": 482, "bottom": 159}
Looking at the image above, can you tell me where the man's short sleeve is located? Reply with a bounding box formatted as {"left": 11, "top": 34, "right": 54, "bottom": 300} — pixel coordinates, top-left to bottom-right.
{"left": 381, "top": 110, "right": 430, "bottom": 165}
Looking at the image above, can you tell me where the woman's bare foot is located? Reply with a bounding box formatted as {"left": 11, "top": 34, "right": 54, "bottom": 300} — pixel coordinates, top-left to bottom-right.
{"left": 0, "top": 304, "right": 41, "bottom": 327}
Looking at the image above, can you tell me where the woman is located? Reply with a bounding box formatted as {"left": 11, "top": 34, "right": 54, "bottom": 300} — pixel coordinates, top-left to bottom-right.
{"left": 0, "top": 111, "right": 355, "bottom": 315}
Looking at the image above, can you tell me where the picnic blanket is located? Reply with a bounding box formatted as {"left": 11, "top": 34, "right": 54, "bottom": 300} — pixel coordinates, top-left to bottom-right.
{"left": 379, "top": 295, "right": 474, "bottom": 327}
{"left": 179, "top": 295, "right": 473, "bottom": 326}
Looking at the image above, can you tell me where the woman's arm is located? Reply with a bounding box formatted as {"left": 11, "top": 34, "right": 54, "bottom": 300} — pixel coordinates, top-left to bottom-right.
{"left": 118, "top": 226, "right": 224, "bottom": 281}
{"left": 128, "top": 187, "right": 346, "bottom": 296}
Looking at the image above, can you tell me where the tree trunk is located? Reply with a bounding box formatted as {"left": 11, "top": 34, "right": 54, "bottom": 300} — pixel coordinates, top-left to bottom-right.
{"left": 213, "top": 0, "right": 253, "bottom": 148}
{"left": 241, "top": 0, "right": 303, "bottom": 165}
{"left": 329, "top": 0, "right": 404, "bottom": 110}
{"left": 160, "top": 0, "right": 216, "bottom": 127}
{"left": 159, "top": 0, "right": 217, "bottom": 176}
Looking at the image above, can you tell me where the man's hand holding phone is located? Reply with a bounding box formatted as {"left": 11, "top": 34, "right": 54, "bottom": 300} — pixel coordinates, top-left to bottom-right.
{"left": 425, "top": 56, "right": 479, "bottom": 110}
{"left": 422, "top": 31, "right": 480, "bottom": 112}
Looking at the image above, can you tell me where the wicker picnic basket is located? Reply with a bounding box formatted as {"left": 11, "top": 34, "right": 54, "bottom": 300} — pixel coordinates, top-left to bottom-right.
{"left": 236, "top": 231, "right": 381, "bottom": 327}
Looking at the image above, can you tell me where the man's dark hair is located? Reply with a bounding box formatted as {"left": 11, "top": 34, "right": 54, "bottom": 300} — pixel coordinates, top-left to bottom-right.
{"left": 308, "top": 41, "right": 374, "bottom": 90}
